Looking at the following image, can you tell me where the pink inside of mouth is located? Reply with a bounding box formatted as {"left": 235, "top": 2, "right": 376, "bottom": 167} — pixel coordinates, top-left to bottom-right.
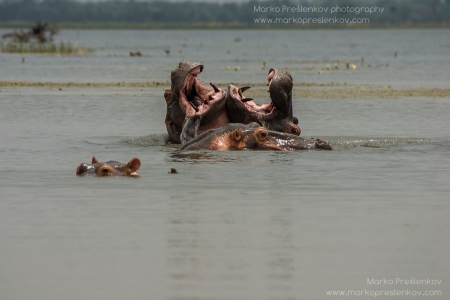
{"left": 232, "top": 86, "right": 273, "bottom": 113}
{"left": 180, "top": 67, "right": 224, "bottom": 116}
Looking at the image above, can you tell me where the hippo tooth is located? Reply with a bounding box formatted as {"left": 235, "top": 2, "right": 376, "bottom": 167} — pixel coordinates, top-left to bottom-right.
{"left": 241, "top": 98, "right": 253, "bottom": 103}
{"left": 189, "top": 101, "right": 199, "bottom": 112}
{"left": 210, "top": 82, "right": 220, "bottom": 93}
{"left": 238, "top": 86, "right": 251, "bottom": 94}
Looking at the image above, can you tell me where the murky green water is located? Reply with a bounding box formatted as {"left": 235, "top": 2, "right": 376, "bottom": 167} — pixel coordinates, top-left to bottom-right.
{"left": 0, "top": 29, "right": 449, "bottom": 300}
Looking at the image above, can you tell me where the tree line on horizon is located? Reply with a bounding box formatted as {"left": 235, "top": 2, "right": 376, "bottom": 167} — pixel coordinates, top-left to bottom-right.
{"left": 0, "top": 0, "right": 449, "bottom": 25}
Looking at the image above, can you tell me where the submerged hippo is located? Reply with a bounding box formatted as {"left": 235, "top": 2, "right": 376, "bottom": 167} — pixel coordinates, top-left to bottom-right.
{"left": 226, "top": 68, "right": 300, "bottom": 136}
{"left": 76, "top": 156, "right": 141, "bottom": 177}
{"left": 181, "top": 123, "right": 332, "bottom": 151}
{"left": 164, "top": 61, "right": 229, "bottom": 144}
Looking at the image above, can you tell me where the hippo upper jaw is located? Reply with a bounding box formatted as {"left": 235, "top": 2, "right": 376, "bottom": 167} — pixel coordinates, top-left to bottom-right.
{"left": 267, "top": 68, "right": 293, "bottom": 117}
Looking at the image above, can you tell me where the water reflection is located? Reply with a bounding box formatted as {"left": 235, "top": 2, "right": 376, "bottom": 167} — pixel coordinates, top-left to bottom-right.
{"left": 168, "top": 150, "right": 296, "bottom": 165}
{"left": 121, "top": 134, "right": 168, "bottom": 147}
{"left": 166, "top": 193, "right": 295, "bottom": 299}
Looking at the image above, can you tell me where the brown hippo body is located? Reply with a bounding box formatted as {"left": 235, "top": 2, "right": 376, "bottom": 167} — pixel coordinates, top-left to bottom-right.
{"left": 181, "top": 123, "right": 332, "bottom": 151}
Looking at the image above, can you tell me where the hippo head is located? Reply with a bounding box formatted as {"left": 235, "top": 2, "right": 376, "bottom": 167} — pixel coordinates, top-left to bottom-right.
{"left": 226, "top": 68, "right": 300, "bottom": 136}
{"left": 76, "top": 156, "right": 141, "bottom": 177}
{"left": 165, "top": 61, "right": 229, "bottom": 144}
{"left": 181, "top": 123, "right": 331, "bottom": 151}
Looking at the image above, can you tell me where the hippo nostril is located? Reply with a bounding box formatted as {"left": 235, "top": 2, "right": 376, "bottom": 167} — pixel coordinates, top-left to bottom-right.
{"left": 102, "top": 168, "right": 109, "bottom": 174}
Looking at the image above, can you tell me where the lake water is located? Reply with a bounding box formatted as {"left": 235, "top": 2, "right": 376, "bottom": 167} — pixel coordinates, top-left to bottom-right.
{"left": 0, "top": 29, "right": 449, "bottom": 299}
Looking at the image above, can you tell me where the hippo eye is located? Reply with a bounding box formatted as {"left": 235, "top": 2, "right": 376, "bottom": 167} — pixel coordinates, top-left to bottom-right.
{"left": 287, "top": 124, "right": 301, "bottom": 136}
{"left": 256, "top": 130, "right": 268, "bottom": 140}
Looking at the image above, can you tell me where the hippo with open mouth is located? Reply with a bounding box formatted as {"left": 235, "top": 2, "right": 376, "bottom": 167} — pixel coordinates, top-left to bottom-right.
{"left": 226, "top": 68, "right": 300, "bottom": 136}
{"left": 76, "top": 156, "right": 141, "bottom": 177}
{"left": 164, "top": 61, "right": 229, "bottom": 144}
{"left": 181, "top": 123, "right": 332, "bottom": 151}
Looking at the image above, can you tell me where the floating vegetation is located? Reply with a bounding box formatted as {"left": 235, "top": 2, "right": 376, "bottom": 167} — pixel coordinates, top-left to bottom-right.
{"left": 1, "top": 22, "right": 92, "bottom": 55}
{"left": 0, "top": 40, "right": 93, "bottom": 55}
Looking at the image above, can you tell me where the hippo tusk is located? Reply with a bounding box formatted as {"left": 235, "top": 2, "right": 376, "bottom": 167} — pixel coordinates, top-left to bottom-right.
{"left": 238, "top": 86, "right": 251, "bottom": 98}
{"left": 189, "top": 101, "right": 199, "bottom": 112}
{"left": 238, "top": 86, "right": 251, "bottom": 94}
{"left": 210, "top": 82, "right": 220, "bottom": 93}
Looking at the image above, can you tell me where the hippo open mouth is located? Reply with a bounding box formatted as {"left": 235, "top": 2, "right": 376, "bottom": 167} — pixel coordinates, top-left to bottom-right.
{"left": 179, "top": 66, "right": 226, "bottom": 121}
{"left": 166, "top": 61, "right": 229, "bottom": 144}
{"left": 228, "top": 84, "right": 274, "bottom": 116}
{"left": 226, "top": 72, "right": 300, "bottom": 136}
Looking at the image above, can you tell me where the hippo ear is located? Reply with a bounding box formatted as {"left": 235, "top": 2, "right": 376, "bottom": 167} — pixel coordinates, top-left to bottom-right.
{"left": 165, "top": 113, "right": 173, "bottom": 125}
{"left": 92, "top": 156, "right": 99, "bottom": 164}
{"left": 127, "top": 157, "right": 141, "bottom": 172}
{"left": 231, "top": 129, "right": 243, "bottom": 142}
{"left": 164, "top": 89, "right": 172, "bottom": 103}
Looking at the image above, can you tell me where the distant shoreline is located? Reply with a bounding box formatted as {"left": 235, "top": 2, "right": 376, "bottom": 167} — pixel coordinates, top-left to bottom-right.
{"left": 1, "top": 22, "right": 450, "bottom": 30}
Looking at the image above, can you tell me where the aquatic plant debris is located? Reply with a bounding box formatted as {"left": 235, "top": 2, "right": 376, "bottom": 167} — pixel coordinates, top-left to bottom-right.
{"left": 0, "top": 81, "right": 449, "bottom": 99}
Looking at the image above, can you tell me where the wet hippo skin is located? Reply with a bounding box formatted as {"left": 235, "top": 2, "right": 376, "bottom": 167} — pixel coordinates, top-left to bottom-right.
{"left": 181, "top": 123, "right": 332, "bottom": 151}
{"left": 76, "top": 156, "right": 141, "bottom": 177}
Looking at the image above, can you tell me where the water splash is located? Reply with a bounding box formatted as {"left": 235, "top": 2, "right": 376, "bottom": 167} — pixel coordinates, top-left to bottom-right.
{"left": 122, "top": 134, "right": 169, "bottom": 147}
{"left": 327, "top": 136, "right": 450, "bottom": 152}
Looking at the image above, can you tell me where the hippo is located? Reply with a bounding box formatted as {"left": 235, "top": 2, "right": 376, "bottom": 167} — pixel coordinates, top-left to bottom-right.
{"left": 164, "top": 61, "right": 229, "bottom": 144}
{"left": 181, "top": 123, "right": 332, "bottom": 151}
{"left": 226, "top": 68, "right": 300, "bottom": 136}
{"left": 76, "top": 156, "right": 141, "bottom": 177}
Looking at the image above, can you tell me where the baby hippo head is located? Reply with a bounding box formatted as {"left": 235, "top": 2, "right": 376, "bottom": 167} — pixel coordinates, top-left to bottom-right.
{"left": 76, "top": 156, "right": 141, "bottom": 177}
